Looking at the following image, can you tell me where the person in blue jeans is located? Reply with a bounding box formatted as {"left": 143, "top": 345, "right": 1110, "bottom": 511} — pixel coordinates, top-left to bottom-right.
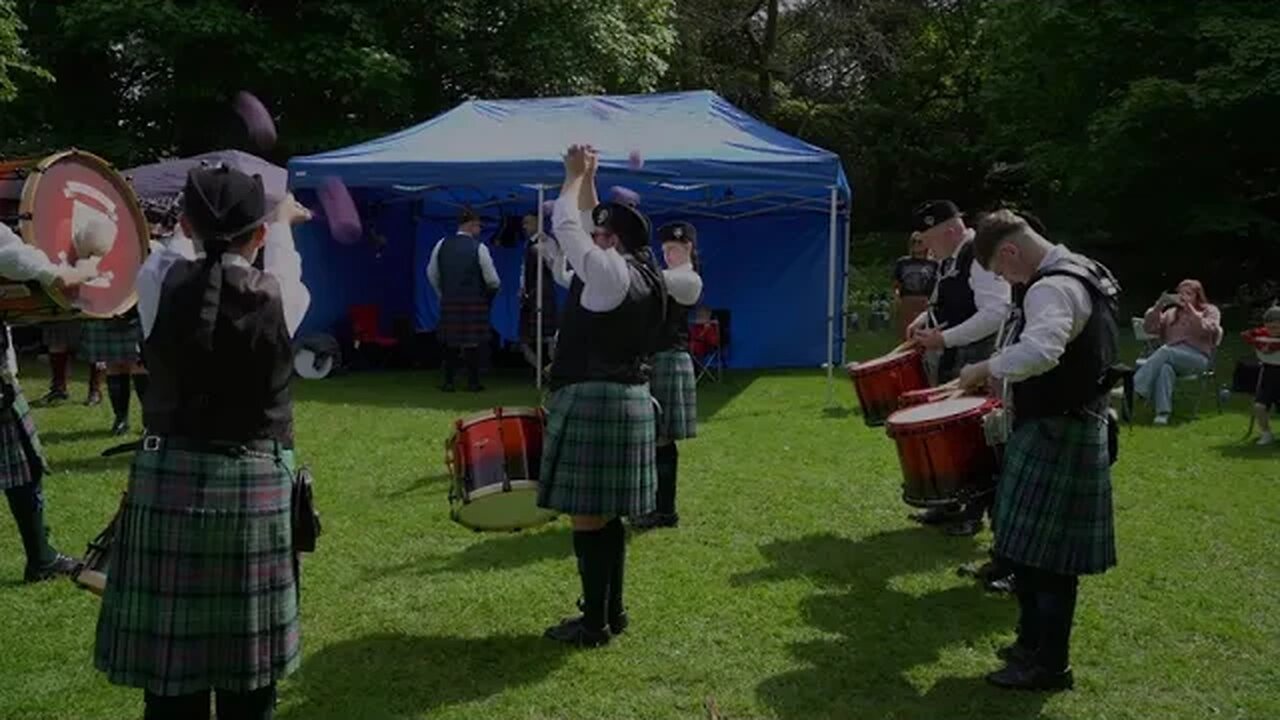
{"left": 1133, "top": 279, "right": 1221, "bottom": 425}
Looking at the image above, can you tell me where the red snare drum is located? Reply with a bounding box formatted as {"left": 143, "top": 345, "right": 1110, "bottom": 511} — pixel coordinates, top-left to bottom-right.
{"left": 846, "top": 349, "right": 928, "bottom": 426}
{"left": 445, "top": 407, "right": 557, "bottom": 532}
{"left": 898, "top": 386, "right": 961, "bottom": 409}
{"left": 886, "top": 396, "right": 1000, "bottom": 507}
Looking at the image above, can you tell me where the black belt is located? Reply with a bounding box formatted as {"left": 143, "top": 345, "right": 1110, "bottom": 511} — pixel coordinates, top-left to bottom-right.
{"left": 141, "top": 436, "right": 290, "bottom": 455}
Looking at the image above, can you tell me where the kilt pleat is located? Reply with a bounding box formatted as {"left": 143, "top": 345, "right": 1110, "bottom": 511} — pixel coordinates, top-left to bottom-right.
{"left": 82, "top": 318, "right": 142, "bottom": 363}
{"left": 0, "top": 385, "right": 48, "bottom": 490}
{"left": 993, "top": 415, "right": 1116, "bottom": 576}
{"left": 537, "top": 382, "right": 657, "bottom": 517}
{"left": 94, "top": 446, "right": 300, "bottom": 695}
{"left": 439, "top": 297, "right": 491, "bottom": 348}
{"left": 41, "top": 321, "right": 83, "bottom": 350}
{"left": 651, "top": 350, "right": 697, "bottom": 443}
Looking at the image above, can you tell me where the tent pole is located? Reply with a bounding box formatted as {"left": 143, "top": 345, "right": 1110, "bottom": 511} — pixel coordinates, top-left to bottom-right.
{"left": 536, "top": 185, "right": 546, "bottom": 391}
{"left": 826, "top": 186, "right": 838, "bottom": 408}
{"left": 841, "top": 206, "right": 852, "bottom": 383}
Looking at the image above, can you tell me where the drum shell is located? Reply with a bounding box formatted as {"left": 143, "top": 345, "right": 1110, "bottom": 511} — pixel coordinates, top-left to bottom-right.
{"left": 446, "top": 407, "right": 556, "bottom": 531}
{"left": 886, "top": 399, "right": 999, "bottom": 507}
{"left": 846, "top": 350, "right": 928, "bottom": 427}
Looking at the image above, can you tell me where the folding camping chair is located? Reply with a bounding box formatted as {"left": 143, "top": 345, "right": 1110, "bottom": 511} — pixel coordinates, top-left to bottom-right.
{"left": 1130, "top": 318, "right": 1223, "bottom": 419}
{"left": 690, "top": 309, "right": 729, "bottom": 384}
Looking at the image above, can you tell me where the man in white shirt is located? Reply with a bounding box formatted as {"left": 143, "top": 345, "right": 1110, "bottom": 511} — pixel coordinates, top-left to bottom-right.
{"left": 427, "top": 208, "right": 500, "bottom": 392}
{"left": 958, "top": 210, "right": 1119, "bottom": 692}
{"left": 907, "top": 199, "right": 1012, "bottom": 535}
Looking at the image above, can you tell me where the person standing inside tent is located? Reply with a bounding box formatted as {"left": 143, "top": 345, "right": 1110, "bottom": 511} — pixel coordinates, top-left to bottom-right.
{"left": 633, "top": 221, "right": 702, "bottom": 530}
{"left": 906, "top": 199, "right": 1011, "bottom": 536}
{"left": 519, "top": 206, "right": 559, "bottom": 375}
{"left": 427, "top": 207, "right": 500, "bottom": 392}
{"left": 538, "top": 145, "right": 666, "bottom": 647}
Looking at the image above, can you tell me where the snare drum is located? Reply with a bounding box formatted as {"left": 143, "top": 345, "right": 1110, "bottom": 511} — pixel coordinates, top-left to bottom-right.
{"left": 72, "top": 494, "right": 124, "bottom": 597}
{"left": 0, "top": 150, "right": 148, "bottom": 323}
{"left": 445, "top": 407, "right": 557, "bottom": 532}
{"left": 898, "top": 385, "right": 962, "bottom": 409}
{"left": 886, "top": 396, "right": 1000, "bottom": 507}
{"left": 846, "top": 349, "right": 928, "bottom": 426}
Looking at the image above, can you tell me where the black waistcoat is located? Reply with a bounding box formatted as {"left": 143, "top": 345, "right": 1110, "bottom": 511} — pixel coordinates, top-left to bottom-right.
{"left": 1011, "top": 254, "right": 1121, "bottom": 421}
{"left": 932, "top": 241, "right": 981, "bottom": 332}
{"left": 549, "top": 252, "right": 666, "bottom": 390}
{"left": 143, "top": 259, "right": 295, "bottom": 444}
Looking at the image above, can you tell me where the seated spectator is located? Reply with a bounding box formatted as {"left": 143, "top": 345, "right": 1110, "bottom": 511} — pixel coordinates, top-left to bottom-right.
{"left": 1134, "top": 279, "right": 1222, "bottom": 425}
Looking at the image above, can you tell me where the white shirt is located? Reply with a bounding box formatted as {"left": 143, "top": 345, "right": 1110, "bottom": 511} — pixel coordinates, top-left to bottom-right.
{"left": 663, "top": 262, "right": 703, "bottom": 306}
{"left": 536, "top": 238, "right": 576, "bottom": 289}
{"left": 1, "top": 224, "right": 64, "bottom": 375}
{"left": 137, "top": 222, "right": 311, "bottom": 339}
{"left": 988, "top": 245, "right": 1094, "bottom": 382}
{"left": 426, "top": 230, "right": 500, "bottom": 296}
{"left": 549, "top": 196, "right": 631, "bottom": 312}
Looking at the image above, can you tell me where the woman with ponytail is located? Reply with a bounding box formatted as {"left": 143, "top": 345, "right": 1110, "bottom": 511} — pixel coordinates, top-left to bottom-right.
{"left": 95, "top": 165, "right": 313, "bottom": 719}
{"left": 633, "top": 221, "right": 703, "bottom": 530}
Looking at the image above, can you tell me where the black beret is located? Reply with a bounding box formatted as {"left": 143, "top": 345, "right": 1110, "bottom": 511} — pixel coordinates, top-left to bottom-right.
{"left": 658, "top": 221, "right": 697, "bottom": 244}
{"left": 181, "top": 166, "right": 267, "bottom": 240}
{"left": 592, "top": 201, "right": 651, "bottom": 253}
{"left": 912, "top": 199, "right": 961, "bottom": 232}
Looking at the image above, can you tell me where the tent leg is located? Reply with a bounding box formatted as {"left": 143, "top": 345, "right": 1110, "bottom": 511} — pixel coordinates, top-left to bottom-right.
{"left": 825, "top": 186, "right": 838, "bottom": 408}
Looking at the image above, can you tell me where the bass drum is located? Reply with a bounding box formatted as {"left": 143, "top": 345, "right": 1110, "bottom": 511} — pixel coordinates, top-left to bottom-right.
{"left": 0, "top": 149, "right": 149, "bottom": 323}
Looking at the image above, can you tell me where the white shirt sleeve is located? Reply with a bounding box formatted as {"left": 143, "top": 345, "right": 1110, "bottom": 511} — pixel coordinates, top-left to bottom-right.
{"left": 137, "top": 241, "right": 191, "bottom": 339}
{"left": 552, "top": 194, "right": 630, "bottom": 312}
{"left": 260, "top": 222, "right": 311, "bottom": 339}
{"left": 663, "top": 264, "right": 703, "bottom": 306}
{"left": 988, "top": 276, "right": 1092, "bottom": 381}
{"left": 426, "top": 241, "right": 442, "bottom": 296}
{"left": 477, "top": 243, "right": 500, "bottom": 289}
{"left": 538, "top": 237, "right": 575, "bottom": 289}
{"left": 0, "top": 223, "right": 59, "bottom": 286}
{"left": 943, "top": 258, "right": 1011, "bottom": 348}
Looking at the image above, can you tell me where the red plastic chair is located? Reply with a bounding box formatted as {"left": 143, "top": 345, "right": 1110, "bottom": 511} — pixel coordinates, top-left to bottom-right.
{"left": 348, "top": 304, "right": 399, "bottom": 349}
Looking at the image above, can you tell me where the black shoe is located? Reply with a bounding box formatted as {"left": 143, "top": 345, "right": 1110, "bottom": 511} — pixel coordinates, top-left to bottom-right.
{"left": 909, "top": 506, "right": 960, "bottom": 526}
{"left": 544, "top": 616, "right": 610, "bottom": 648}
{"left": 440, "top": 383, "right": 456, "bottom": 393}
{"left": 995, "top": 642, "right": 1036, "bottom": 666}
{"left": 576, "top": 598, "right": 629, "bottom": 635}
{"left": 84, "top": 391, "right": 102, "bottom": 407}
{"left": 985, "top": 662, "right": 1073, "bottom": 691}
{"left": 39, "top": 389, "right": 69, "bottom": 405}
{"left": 631, "top": 512, "right": 679, "bottom": 530}
{"left": 24, "top": 553, "right": 80, "bottom": 583}
{"left": 945, "top": 518, "right": 983, "bottom": 537}
{"left": 111, "top": 418, "right": 129, "bottom": 436}
{"left": 985, "top": 573, "right": 1017, "bottom": 594}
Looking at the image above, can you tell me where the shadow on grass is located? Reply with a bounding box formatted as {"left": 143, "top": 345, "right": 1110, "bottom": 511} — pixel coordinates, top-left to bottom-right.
{"left": 363, "top": 525, "right": 574, "bottom": 582}
{"left": 384, "top": 473, "right": 453, "bottom": 499}
{"left": 277, "top": 633, "right": 569, "bottom": 720}
{"left": 33, "top": 428, "right": 115, "bottom": 444}
{"left": 47, "top": 454, "right": 133, "bottom": 475}
{"left": 734, "top": 529, "right": 1054, "bottom": 720}
{"left": 1210, "top": 441, "right": 1280, "bottom": 459}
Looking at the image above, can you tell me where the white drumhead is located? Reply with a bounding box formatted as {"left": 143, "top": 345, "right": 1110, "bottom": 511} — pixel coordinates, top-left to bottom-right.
{"left": 888, "top": 396, "right": 988, "bottom": 426}
{"left": 293, "top": 348, "right": 333, "bottom": 380}
{"left": 852, "top": 349, "right": 916, "bottom": 371}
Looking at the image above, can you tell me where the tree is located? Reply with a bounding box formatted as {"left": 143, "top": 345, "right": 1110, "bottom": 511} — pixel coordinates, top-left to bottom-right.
{"left": 0, "top": 0, "right": 47, "bottom": 102}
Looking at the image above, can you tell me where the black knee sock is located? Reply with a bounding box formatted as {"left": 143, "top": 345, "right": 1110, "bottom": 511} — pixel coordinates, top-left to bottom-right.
{"left": 655, "top": 443, "right": 678, "bottom": 515}
{"left": 442, "top": 350, "right": 458, "bottom": 386}
{"left": 49, "top": 352, "right": 69, "bottom": 393}
{"left": 144, "top": 690, "right": 210, "bottom": 719}
{"left": 464, "top": 347, "right": 481, "bottom": 387}
{"left": 1036, "top": 572, "right": 1080, "bottom": 672}
{"left": 106, "top": 374, "right": 130, "bottom": 421}
{"left": 132, "top": 373, "right": 149, "bottom": 406}
{"left": 5, "top": 482, "right": 55, "bottom": 569}
{"left": 604, "top": 518, "right": 626, "bottom": 621}
{"left": 216, "top": 684, "right": 277, "bottom": 720}
{"left": 572, "top": 528, "right": 609, "bottom": 631}
{"left": 1012, "top": 565, "right": 1039, "bottom": 650}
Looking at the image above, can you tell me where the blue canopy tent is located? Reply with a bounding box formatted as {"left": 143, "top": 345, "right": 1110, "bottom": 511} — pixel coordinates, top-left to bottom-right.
{"left": 287, "top": 90, "right": 852, "bottom": 397}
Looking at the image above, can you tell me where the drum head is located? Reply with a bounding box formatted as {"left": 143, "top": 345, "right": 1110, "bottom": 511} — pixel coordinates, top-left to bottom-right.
{"left": 18, "top": 150, "right": 148, "bottom": 318}
{"left": 452, "top": 481, "right": 557, "bottom": 531}
{"left": 887, "top": 396, "right": 989, "bottom": 427}
{"left": 849, "top": 349, "right": 918, "bottom": 374}
{"left": 294, "top": 348, "right": 333, "bottom": 379}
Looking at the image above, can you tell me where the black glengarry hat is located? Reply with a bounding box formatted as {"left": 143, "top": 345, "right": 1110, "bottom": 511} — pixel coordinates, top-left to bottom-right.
{"left": 181, "top": 165, "right": 267, "bottom": 241}
{"left": 912, "top": 199, "right": 960, "bottom": 232}
{"left": 658, "top": 221, "right": 696, "bottom": 244}
{"left": 592, "top": 201, "right": 651, "bottom": 252}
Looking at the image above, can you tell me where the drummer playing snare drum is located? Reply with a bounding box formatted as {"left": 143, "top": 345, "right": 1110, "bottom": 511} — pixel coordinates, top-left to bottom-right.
{"left": 905, "top": 200, "right": 1012, "bottom": 536}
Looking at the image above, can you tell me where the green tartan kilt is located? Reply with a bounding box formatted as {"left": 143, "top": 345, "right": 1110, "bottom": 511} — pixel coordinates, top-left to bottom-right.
{"left": 537, "top": 381, "right": 657, "bottom": 517}
{"left": 651, "top": 350, "right": 697, "bottom": 443}
{"left": 94, "top": 444, "right": 301, "bottom": 695}
{"left": 41, "top": 321, "right": 83, "bottom": 350}
{"left": 993, "top": 415, "right": 1117, "bottom": 576}
{"left": 81, "top": 317, "right": 142, "bottom": 364}
{"left": 0, "top": 383, "right": 49, "bottom": 491}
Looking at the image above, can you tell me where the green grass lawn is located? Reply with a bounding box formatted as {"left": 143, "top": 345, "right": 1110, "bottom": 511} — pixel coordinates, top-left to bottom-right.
{"left": 1, "top": 331, "right": 1277, "bottom": 720}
